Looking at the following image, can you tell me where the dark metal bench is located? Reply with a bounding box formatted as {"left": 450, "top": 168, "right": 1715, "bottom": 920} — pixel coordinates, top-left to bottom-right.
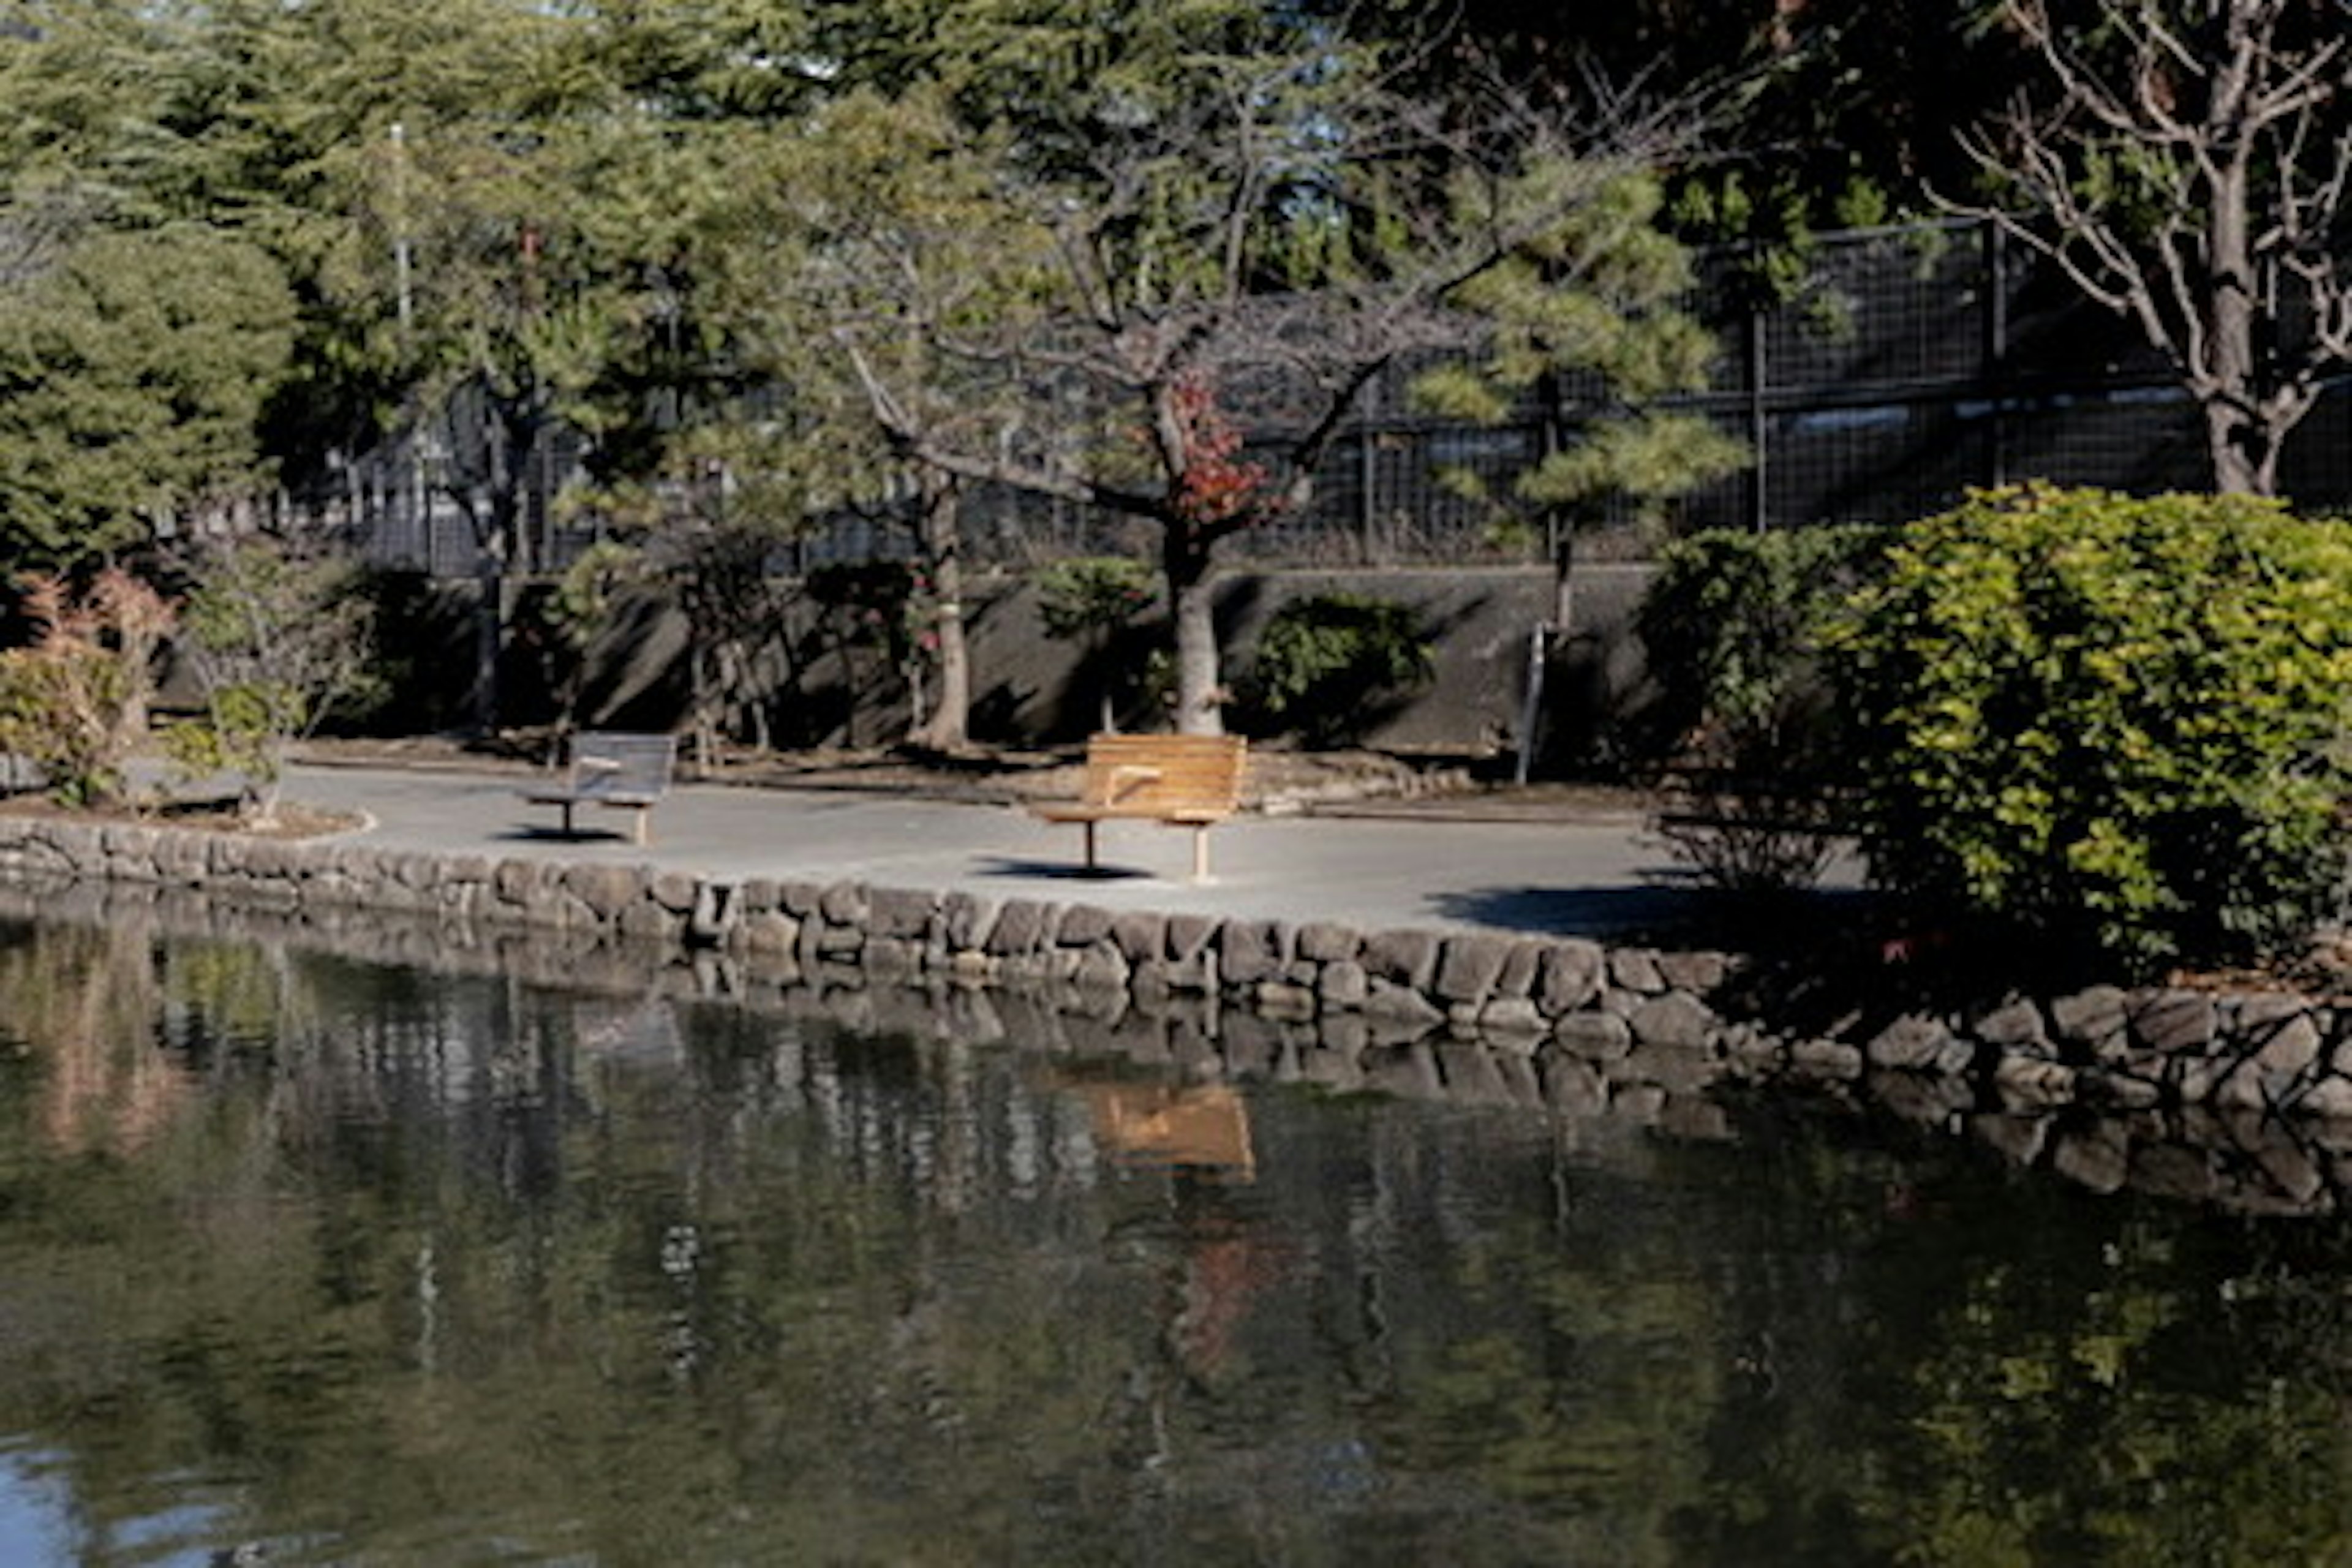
{"left": 520, "top": 731, "right": 677, "bottom": 845}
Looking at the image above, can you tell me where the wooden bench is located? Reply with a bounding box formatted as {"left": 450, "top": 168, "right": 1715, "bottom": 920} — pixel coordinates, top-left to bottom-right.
{"left": 520, "top": 731, "right": 677, "bottom": 845}
{"left": 1030, "top": 733, "right": 1248, "bottom": 881}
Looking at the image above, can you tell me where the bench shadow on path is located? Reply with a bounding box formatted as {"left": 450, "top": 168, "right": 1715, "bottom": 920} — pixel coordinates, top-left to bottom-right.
{"left": 972, "top": 855, "right": 1160, "bottom": 883}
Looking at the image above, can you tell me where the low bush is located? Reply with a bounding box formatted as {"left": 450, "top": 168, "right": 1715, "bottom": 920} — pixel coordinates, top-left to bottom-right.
{"left": 1635, "top": 525, "right": 1883, "bottom": 891}
{"left": 1823, "top": 484, "right": 2352, "bottom": 973}
{"left": 1242, "top": 592, "right": 1432, "bottom": 748}
{"left": 0, "top": 570, "right": 173, "bottom": 808}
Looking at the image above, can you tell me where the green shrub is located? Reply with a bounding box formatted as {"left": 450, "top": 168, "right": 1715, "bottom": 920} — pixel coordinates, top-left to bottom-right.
{"left": 1823, "top": 484, "right": 2352, "bottom": 973}
{"left": 1036, "top": 557, "right": 1158, "bottom": 731}
{"left": 1636, "top": 523, "right": 1882, "bottom": 778}
{"left": 1244, "top": 592, "right": 1432, "bottom": 748}
{"left": 1636, "top": 525, "right": 1885, "bottom": 892}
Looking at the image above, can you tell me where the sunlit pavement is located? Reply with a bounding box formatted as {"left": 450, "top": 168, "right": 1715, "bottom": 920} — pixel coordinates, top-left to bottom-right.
{"left": 282, "top": 762, "right": 1861, "bottom": 941}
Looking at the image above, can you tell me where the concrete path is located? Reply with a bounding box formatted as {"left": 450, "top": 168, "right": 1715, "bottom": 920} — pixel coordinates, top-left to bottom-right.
{"left": 284, "top": 762, "right": 1841, "bottom": 941}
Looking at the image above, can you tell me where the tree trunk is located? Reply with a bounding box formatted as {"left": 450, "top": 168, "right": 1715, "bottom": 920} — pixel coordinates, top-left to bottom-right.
{"left": 2201, "top": 157, "right": 2267, "bottom": 496}
{"left": 909, "top": 477, "right": 971, "bottom": 752}
{"left": 1164, "top": 523, "right": 1223, "bottom": 737}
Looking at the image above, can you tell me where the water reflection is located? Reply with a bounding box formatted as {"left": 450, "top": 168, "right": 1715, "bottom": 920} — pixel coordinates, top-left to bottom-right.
{"left": 0, "top": 913, "right": 2350, "bottom": 1562}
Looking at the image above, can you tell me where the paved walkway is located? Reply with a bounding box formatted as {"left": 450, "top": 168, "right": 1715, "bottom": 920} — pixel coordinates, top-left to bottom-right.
{"left": 284, "top": 761, "right": 1845, "bottom": 941}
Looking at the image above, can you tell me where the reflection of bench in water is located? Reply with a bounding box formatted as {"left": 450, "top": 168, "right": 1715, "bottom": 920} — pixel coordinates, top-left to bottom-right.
{"left": 520, "top": 731, "right": 677, "bottom": 845}
{"left": 1074, "top": 1082, "right": 1255, "bottom": 1177}
{"left": 1030, "top": 734, "right": 1248, "bottom": 881}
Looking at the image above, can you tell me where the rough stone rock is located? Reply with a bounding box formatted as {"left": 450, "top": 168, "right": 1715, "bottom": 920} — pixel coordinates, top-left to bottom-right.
{"left": 1493, "top": 941, "right": 1544, "bottom": 1000}
{"left": 1256, "top": 980, "right": 1317, "bottom": 1021}
{"left": 1220, "top": 920, "right": 1289, "bottom": 987}
{"left": 2250, "top": 1136, "right": 2326, "bottom": 1207}
{"left": 1433, "top": 934, "right": 1513, "bottom": 1005}
{"left": 868, "top": 887, "right": 938, "bottom": 941}
{"left": 1073, "top": 946, "right": 1131, "bottom": 992}
{"left": 941, "top": 891, "right": 996, "bottom": 951}
{"left": 734, "top": 911, "right": 800, "bottom": 956}
{"left": 1975, "top": 998, "right": 2049, "bottom": 1055}
{"left": 1363, "top": 978, "right": 1446, "bottom": 1027}
{"left": 1056, "top": 902, "right": 1114, "bottom": 948}
{"left": 2296, "top": 1074, "right": 2352, "bottom": 1121}
{"left": 1616, "top": 1043, "right": 1718, "bottom": 1095}
{"left": 1479, "top": 996, "right": 1547, "bottom": 1042}
{"left": 1866, "top": 1014, "right": 1957, "bottom": 1072}
{"left": 648, "top": 870, "right": 700, "bottom": 914}
{"left": 1109, "top": 911, "right": 1166, "bottom": 963}
{"left": 1165, "top": 913, "right": 1219, "bottom": 964}
{"left": 564, "top": 863, "right": 647, "bottom": 919}
{"left": 2130, "top": 989, "right": 2215, "bottom": 1055}
{"left": 1790, "top": 1038, "right": 1864, "bottom": 1079}
{"left": 1995, "top": 1055, "right": 2078, "bottom": 1110}
{"left": 2252, "top": 1009, "right": 2325, "bottom": 1085}
{"left": 1656, "top": 950, "right": 1728, "bottom": 995}
{"left": 818, "top": 882, "right": 869, "bottom": 927}
{"left": 1608, "top": 948, "right": 1667, "bottom": 995}
{"left": 1628, "top": 992, "right": 1716, "bottom": 1052}
{"left": 1551, "top": 1011, "right": 1634, "bottom": 1061}
{"left": 1319, "top": 960, "right": 1369, "bottom": 1010}
{"left": 1296, "top": 922, "right": 1362, "bottom": 963}
{"left": 2053, "top": 1128, "right": 2130, "bottom": 1193}
{"left": 865, "top": 937, "right": 922, "bottom": 982}
{"left": 1359, "top": 927, "right": 1440, "bottom": 990}
{"left": 2078, "top": 1068, "right": 2163, "bottom": 1112}
{"left": 616, "top": 902, "right": 679, "bottom": 941}
{"left": 1537, "top": 941, "right": 1607, "bottom": 1016}
{"left": 986, "top": 899, "right": 1053, "bottom": 956}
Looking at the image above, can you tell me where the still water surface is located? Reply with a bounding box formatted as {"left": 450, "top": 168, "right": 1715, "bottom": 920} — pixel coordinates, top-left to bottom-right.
{"left": 1, "top": 914, "right": 2350, "bottom": 1564}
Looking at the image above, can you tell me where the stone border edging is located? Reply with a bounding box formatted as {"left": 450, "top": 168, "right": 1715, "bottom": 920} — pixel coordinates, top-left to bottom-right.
{"left": 3, "top": 813, "right": 2347, "bottom": 1137}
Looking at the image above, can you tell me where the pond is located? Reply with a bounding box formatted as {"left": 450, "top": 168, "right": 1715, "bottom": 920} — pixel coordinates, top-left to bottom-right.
{"left": 2, "top": 913, "right": 2350, "bottom": 1565}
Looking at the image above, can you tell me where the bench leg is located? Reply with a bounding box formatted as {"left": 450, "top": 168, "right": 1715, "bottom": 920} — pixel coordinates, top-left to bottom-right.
{"left": 1080, "top": 820, "right": 1099, "bottom": 870}
{"left": 630, "top": 806, "right": 650, "bottom": 846}
{"left": 558, "top": 800, "right": 578, "bottom": 837}
{"left": 1189, "top": 825, "right": 1210, "bottom": 883}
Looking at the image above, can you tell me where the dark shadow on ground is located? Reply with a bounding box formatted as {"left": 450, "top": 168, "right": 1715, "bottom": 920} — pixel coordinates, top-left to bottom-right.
{"left": 500, "top": 826, "right": 639, "bottom": 846}
{"left": 972, "top": 856, "right": 1159, "bottom": 883}
{"left": 1427, "top": 883, "right": 1879, "bottom": 944}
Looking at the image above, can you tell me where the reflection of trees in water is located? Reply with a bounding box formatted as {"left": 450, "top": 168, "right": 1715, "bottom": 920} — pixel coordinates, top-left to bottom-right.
{"left": 1, "top": 920, "right": 2351, "bottom": 1559}
{"left": 0, "top": 920, "right": 181, "bottom": 1155}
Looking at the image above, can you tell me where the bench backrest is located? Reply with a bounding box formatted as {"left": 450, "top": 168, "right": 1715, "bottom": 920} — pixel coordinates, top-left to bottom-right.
{"left": 570, "top": 731, "right": 677, "bottom": 797}
{"left": 1080, "top": 733, "right": 1247, "bottom": 813}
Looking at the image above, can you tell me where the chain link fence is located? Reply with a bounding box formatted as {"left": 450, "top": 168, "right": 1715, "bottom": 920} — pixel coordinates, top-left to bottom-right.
{"left": 313, "top": 217, "right": 2352, "bottom": 580}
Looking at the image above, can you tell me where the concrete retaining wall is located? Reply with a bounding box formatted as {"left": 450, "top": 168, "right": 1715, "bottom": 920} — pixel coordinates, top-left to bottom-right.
{"left": 5, "top": 812, "right": 2351, "bottom": 1215}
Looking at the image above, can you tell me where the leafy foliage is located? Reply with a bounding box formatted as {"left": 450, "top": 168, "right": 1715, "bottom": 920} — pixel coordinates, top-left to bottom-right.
{"left": 1242, "top": 592, "right": 1432, "bottom": 748}
{"left": 162, "top": 538, "right": 375, "bottom": 826}
{"left": 1823, "top": 484, "right": 2352, "bottom": 973}
{"left": 1036, "top": 557, "right": 1158, "bottom": 643}
{"left": 0, "top": 570, "right": 175, "bottom": 808}
{"left": 1637, "top": 526, "right": 1885, "bottom": 892}
{"left": 1636, "top": 524, "right": 1882, "bottom": 778}
{"left": 0, "top": 228, "right": 296, "bottom": 571}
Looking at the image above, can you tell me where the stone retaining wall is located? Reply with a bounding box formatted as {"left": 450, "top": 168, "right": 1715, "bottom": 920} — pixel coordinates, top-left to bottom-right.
{"left": 5, "top": 813, "right": 2352, "bottom": 1218}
